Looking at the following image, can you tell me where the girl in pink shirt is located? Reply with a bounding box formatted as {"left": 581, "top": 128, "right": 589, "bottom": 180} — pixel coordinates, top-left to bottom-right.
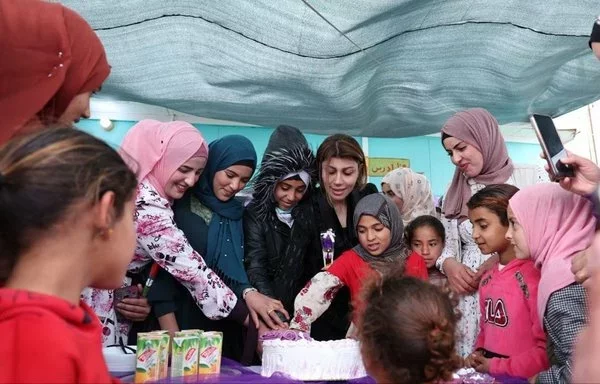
{"left": 465, "top": 184, "right": 548, "bottom": 379}
{"left": 508, "top": 183, "right": 593, "bottom": 383}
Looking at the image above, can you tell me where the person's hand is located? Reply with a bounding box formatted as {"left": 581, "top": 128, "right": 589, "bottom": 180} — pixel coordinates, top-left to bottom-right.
{"left": 593, "top": 41, "right": 600, "bottom": 60}
{"left": 573, "top": 233, "right": 600, "bottom": 383}
{"left": 541, "top": 151, "right": 600, "bottom": 195}
{"left": 244, "top": 291, "right": 289, "bottom": 330}
{"left": 528, "top": 374, "right": 538, "bottom": 384}
{"left": 464, "top": 350, "right": 483, "bottom": 368}
{"left": 443, "top": 258, "right": 478, "bottom": 294}
{"left": 256, "top": 320, "right": 270, "bottom": 357}
{"left": 473, "top": 254, "right": 499, "bottom": 284}
{"left": 346, "top": 322, "right": 358, "bottom": 339}
{"left": 115, "top": 284, "right": 151, "bottom": 322}
{"left": 472, "top": 354, "right": 490, "bottom": 373}
{"left": 572, "top": 246, "right": 593, "bottom": 289}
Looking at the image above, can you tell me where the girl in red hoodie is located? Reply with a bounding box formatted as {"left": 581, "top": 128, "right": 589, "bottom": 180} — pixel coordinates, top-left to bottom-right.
{"left": 464, "top": 184, "right": 549, "bottom": 379}
{"left": 289, "top": 193, "right": 428, "bottom": 336}
{"left": 0, "top": 128, "right": 138, "bottom": 383}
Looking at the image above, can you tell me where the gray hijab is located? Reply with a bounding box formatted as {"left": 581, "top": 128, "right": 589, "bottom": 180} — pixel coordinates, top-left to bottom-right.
{"left": 352, "top": 194, "right": 408, "bottom": 267}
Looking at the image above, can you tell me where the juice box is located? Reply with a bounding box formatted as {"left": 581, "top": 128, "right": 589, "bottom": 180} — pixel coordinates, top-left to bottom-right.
{"left": 134, "top": 333, "right": 162, "bottom": 383}
{"left": 148, "top": 331, "right": 170, "bottom": 380}
{"left": 170, "top": 332, "right": 200, "bottom": 378}
{"left": 178, "top": 329, "right": 203, "bottom": 337}
{"left": 198, "top": 331, "right": 223, "bottom": 374}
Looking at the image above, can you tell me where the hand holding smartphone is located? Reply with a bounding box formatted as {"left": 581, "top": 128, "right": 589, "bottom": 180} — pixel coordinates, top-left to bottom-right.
{"left": 529, "top": 114, "right": 575, "bottom": 181}
{"left": 114, "top": 285, "right": 140, "bottom": 322}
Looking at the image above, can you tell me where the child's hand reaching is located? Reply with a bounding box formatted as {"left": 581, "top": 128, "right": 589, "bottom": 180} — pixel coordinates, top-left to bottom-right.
{"left": 464, "top": 350, "right": 483, "bottom": 368}
{"left": 472, "top": 354, "right": 490, "bottom": 373}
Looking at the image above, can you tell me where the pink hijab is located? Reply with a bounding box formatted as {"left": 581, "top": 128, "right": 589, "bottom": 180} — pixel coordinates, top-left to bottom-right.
{"left": 441, "top": 108, "right": 514, "bottom": 220}
{"left": 509, "top": 183, "right": 596, "bottom": 323}
{"left": 120, "top": 120, "right": 208, "bottom": 200}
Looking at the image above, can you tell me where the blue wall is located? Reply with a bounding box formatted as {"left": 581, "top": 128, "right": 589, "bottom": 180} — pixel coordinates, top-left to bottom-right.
{"left": 77, "top": 119, "right": 544, "bottom": 197}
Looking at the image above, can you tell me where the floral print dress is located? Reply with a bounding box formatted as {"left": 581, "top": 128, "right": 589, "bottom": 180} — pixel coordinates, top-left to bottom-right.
{"left": 80, "top": 287, "right": 125, "bottom": 346}
{"left": 290, "top": 272, "right": 344, "bottom": 334}
{"left": 83, "top": 181, "right": 238, "bottom": 346}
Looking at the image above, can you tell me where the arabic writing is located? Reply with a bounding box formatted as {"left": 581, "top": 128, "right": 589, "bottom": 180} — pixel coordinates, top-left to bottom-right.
{"left": 366, "top": 157, "right": 410, "bottom": 176}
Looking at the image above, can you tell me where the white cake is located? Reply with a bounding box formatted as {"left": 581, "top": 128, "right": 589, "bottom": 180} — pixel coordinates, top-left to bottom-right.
{"left": 261, "top": 338, "right": 367, "bottom": 381}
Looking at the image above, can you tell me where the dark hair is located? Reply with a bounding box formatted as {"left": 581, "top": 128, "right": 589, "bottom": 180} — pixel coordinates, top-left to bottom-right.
{"left": 0, "top": 128, "right": 138, "bottom": 283}
{"left": 358, "top": 273, "right": 460, "bottom": 384}
{"left": 405, "top": 215, "right": 445, "bottom": 245}
{"left": 361, "top": 182, "right": 379, "bottom": 195}
{"left": 316, "top": 134, "right": 367, "bottom": 190}
{"left": 467, "top": 184, "right": 519, "bottom": 226}
{"left": 441, "top": 132, "right": 452, "bottom": 145}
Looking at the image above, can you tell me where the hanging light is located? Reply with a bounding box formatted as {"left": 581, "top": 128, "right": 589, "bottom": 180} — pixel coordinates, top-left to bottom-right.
{"left": 99, "top": 117, "right": 114, "bottom": 131}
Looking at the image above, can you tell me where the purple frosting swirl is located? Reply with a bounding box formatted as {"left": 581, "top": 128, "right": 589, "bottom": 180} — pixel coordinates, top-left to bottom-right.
{"left": 455, "top": 369, "right": 496, "bottom": 383}
{"left": 259, "top": 330, "right": 312, "bottom": 342}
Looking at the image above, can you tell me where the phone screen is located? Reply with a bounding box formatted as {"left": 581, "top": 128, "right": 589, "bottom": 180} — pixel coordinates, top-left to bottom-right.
{"left": 533, "top": 114, "right": 564, "bottom": 156}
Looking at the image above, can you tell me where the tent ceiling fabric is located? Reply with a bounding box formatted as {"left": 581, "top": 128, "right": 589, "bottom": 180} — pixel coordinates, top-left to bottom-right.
{"left": 61, "top": 0, "right": 600, "bottom": 137}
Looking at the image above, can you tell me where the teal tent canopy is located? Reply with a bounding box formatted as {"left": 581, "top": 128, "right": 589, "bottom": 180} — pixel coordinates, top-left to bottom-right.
{"left": 62, "top": 0, "right": 600, "bottom": 137}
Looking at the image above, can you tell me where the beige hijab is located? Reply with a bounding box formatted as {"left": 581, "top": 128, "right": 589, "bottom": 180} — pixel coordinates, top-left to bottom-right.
{"left": 382, "top": 168, "right": 436, "bottom": 225}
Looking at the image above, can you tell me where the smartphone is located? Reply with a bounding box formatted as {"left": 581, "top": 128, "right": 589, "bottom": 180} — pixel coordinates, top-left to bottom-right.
{"left": 529, "top": 114, "right": 574, "bottom": 181}
{"left": 114, "top": 285, "right": 140, "bottom": 322}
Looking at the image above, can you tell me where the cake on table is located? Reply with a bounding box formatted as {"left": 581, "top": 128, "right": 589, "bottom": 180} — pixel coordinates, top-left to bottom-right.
{"left": 452, "top": 368, "right": 498, "bottom": 383}
{"left": 260, "top": 331, "right": 367, "bottom": 381}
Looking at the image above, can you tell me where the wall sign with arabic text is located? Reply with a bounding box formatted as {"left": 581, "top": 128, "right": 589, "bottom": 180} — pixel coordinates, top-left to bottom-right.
{"left": 366, "top": 157, "right": 410, "bottom": 177}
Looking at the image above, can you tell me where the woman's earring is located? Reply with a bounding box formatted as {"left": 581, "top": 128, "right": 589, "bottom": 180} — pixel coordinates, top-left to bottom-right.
{"left": 101, "top": 228, "right": 114, "bottom": 239}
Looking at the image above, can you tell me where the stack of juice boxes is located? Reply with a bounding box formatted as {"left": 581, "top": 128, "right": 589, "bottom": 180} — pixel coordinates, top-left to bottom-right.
{"left": 134, "top": 330, "right": 223, "bottom": 383}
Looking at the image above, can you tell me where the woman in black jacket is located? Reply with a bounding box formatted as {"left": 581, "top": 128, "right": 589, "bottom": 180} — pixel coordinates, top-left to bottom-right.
{"left": 308, "top": 134, "right": 375, "bottom": 341}
{"left": 244, "top": 126, "right": 318, "bottom": 317}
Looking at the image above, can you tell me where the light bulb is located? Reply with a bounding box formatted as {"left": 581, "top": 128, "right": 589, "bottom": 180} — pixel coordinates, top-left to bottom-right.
{"left": 99, "top": 117, "right": 114, "bottom": 131}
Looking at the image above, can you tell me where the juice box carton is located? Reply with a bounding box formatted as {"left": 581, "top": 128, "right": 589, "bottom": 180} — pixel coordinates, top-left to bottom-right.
{"left": 134, "top": 333, "right": 163, "bottom": 383}
{"left": 178, "top": 329, "right": 203, "bottom": 337}
{"left": 198, "top": 331, "right": 223, "bottom": 374}
{"left": 148, "top": 331, "right": 170, "bottom": 380}
{"left": 170, "top": 332, "right": 200, "bottom": 378}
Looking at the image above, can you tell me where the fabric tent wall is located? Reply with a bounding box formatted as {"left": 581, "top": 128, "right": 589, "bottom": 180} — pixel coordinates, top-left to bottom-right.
{"left": 61, "top": 0, "right": 600, "bottom": 137}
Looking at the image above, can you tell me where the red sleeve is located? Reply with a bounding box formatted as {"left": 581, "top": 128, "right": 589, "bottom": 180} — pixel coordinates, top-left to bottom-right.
{"left": 489, "top": 266, "right": 549, "bottom": 378}
{"left": 1, "top": 312, "right": 77, "bottom": 383}
{"left": 405, "top": 251, "right": 428, "bottom": 280}
{"left": 327, "top": 250, "right": 361, "bottom": 286}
